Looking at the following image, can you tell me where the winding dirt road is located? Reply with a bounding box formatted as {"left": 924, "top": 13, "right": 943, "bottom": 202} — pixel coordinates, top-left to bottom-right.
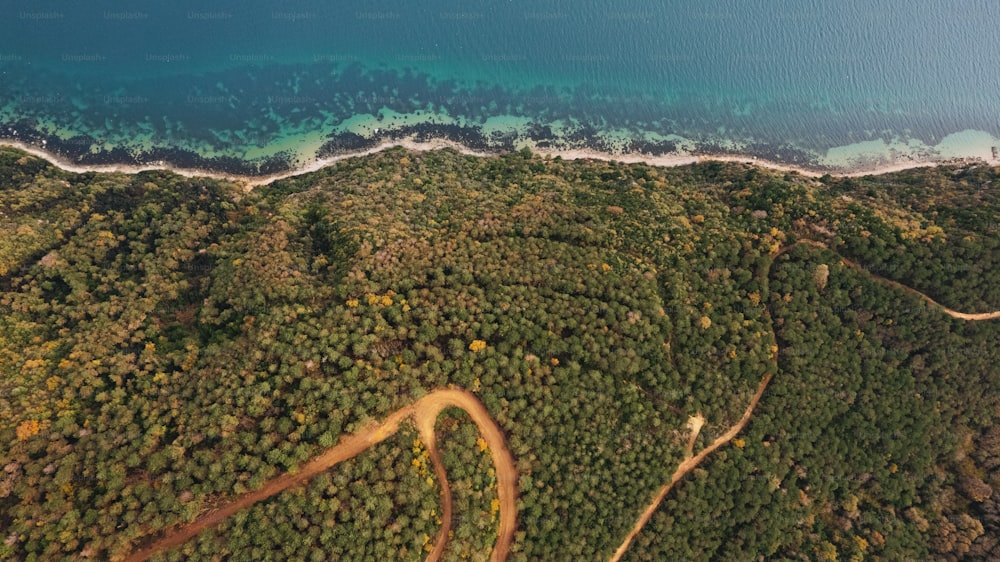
{"left": 610, "top": 374, "right": 773, "bottom": 562}
{"left": 782, "top": 239, "right": 1000, "bottom": 321}
{"left": 124, "top": 389, "right": 517, "bottom": 562}
{"left": 838, "top": 254, "right": 1000, "bottom": 320}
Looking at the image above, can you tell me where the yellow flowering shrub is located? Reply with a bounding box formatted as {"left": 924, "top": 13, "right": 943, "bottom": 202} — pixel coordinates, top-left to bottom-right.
{"left": 16, "top": 420, "right": 40, "bottom": 441}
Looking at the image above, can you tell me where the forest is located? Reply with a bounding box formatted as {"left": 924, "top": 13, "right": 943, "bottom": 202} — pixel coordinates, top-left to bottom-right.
{"left": 1, "top": 145, "right": 999, "bottom": 560}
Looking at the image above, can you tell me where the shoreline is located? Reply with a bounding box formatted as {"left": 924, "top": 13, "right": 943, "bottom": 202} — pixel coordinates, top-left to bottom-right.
{"left": 1, "top": 137, "right": 992, "bottom": 191}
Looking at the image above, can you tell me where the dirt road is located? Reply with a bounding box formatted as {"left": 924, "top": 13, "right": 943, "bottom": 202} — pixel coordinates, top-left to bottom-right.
{"left": 124, "top": 389, "right": 517, "bottom": 562}
{"left": 779, "top": 239, "right": 1000, "bottom": 321}
{"left": 837, "top": 254, "right": 1000, "bottom": 320}
{"left": 610, "top": 374, "right": 773, "bottom": 562}
{"left": 413, "top": 393, "right": 520, "bottom": 561}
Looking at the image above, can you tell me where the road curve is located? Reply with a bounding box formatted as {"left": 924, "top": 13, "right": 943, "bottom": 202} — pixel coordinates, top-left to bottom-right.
{"left": 610, "top": 374, "right": 773, "bottom": 562}
{"left": 414, "top": 393, "right": 520, "bottom": 561}
{"left": 124, "top": 388, "right": 517, "bottom": 562}
{"left": 837, "top": 253, "right": 1000, "bottom": 320}
{"left": 780, "top": 239, "right": 1000, "bottom": 321}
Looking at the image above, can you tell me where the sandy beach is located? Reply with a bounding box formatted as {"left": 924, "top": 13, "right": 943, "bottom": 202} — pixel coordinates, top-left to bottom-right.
{"left": 0, "top": 136, "right": 992, "bottom": 192}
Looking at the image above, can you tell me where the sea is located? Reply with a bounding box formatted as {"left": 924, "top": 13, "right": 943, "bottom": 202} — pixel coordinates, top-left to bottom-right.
{"left": 1, "top": 0, "right": 999, "bottom": 174}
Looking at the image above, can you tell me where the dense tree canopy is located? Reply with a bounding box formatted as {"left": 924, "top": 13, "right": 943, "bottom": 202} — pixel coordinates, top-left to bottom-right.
{"left": 1, "top": 146, "right": 999, "bottom": 560}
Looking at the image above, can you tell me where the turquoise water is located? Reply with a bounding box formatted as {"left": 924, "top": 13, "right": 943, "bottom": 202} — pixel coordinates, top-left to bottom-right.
{"left": 2, "top": 0, "right": 999, "bottom": 173}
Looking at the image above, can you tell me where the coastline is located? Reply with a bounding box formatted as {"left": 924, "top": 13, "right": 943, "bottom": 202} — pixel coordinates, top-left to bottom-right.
{"left": 0, "top": 136, "right": 992, "bottom": 191}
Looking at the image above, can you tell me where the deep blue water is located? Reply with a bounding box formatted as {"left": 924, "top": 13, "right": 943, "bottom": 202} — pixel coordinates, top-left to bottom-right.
{"left": 2, "top": 0, "right": 999, "bottom": 173}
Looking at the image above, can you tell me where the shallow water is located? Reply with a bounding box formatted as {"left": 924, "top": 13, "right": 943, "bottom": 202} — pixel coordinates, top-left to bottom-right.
{"left": 2, "top": 0, "right": 998, "bottom": 173}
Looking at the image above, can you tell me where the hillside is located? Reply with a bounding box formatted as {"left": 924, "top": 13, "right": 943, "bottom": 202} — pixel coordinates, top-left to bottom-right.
{"left": 1, "top": 146, "right": 999, "bottom": 561}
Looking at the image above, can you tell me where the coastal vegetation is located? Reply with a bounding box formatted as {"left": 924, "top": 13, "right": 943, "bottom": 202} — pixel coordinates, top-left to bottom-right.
{"left": 1, "top": 146, "right": 999, "bottom": 560}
